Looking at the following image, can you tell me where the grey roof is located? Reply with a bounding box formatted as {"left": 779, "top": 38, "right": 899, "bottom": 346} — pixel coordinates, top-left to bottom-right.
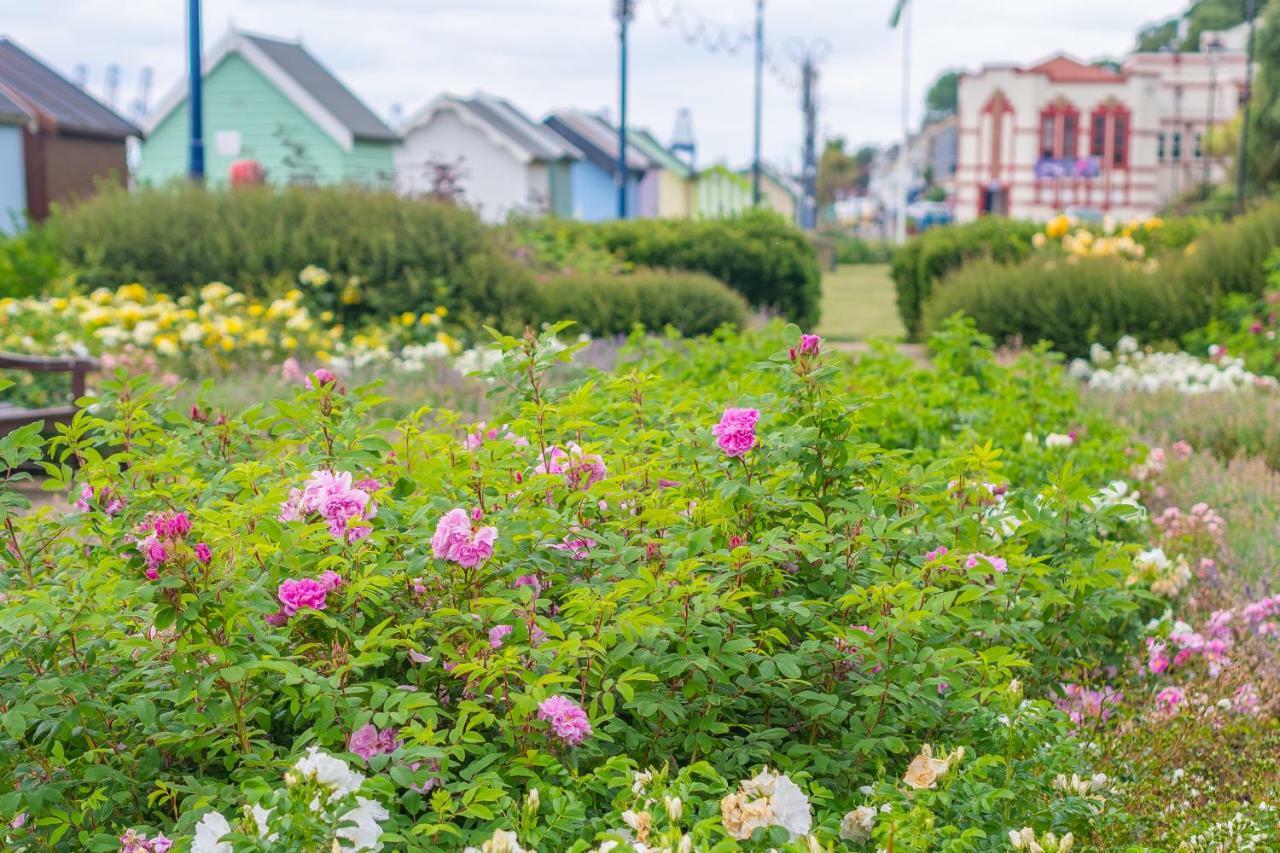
{"left": 241, "top": 33, "right": 396, "bottom": 142}
{"left": 0, "top": 38, "right": 137, "bottom": 138}
{"left": 0, "top": 87, "right": 30, "bottom": 124}
{"left": 543, "top": 110, "right": 653, "bottom": 176}
{"left": 463, "top": 94, "right": 578, "bottom": 161}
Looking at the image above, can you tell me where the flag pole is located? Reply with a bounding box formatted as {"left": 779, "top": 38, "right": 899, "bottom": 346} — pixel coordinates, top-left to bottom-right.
{"left": 895, "top": 0, "right": 911, "bottom": 244}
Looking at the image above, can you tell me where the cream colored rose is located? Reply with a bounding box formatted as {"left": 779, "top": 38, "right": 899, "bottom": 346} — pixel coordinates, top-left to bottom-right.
{"left": 903, "top": 744, "right": 963, "bottom": 790}
{"left": 720, "top": 791, "right": 774, "bottom": 840}
{"left": 839, "top": 805, "right": 877, "bottom": 842}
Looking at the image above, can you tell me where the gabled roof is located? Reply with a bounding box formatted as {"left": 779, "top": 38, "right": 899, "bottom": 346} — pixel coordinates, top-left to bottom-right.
{"left": 542, "top": 110, "right": 654, "bottom": 176}
{"left": 144, "top": 29, "right": 395, "bottom": 148}
{"left": 403, "top": 92, "right": 580, "bottom": 163}
{"left": 626, "top": 128, "right": 692, "bottom": 179}
{"left": 0, "top": 38, "right": 137, "bottom": 138}
{"left": 1026, "top": 54, "right": 1127, "bottom": 84}
{"left": 0, "top": 87, "right": 30, "bottom": 125}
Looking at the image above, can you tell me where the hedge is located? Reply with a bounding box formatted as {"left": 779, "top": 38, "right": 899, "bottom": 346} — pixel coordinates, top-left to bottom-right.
{"left": 515, "top": 211, "right": 823, "bottom": 327}
{"left": 1175, "top": 199, "right": 1280, "bottom": 300}
{"left": 531, "top": 269, "right": 748, "bottom": 336}
{"left": 42, "top": 183, "right": 528, "bottom": 316}
{"left": 922, "top": 256, "right": 1208, "bottom": 359}
{"left": 891, "top": 217, "right": 1041, "bottom": 340}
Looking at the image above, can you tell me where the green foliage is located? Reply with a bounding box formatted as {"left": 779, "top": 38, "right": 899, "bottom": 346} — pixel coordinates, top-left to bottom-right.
{"left": 923, "top": 256, "right": 1206, "bottom": 358}
{"left": 818, "top": 232, "right": 892, "bottom": 266}
{"left": 0, "top": 227, "right": 63, "bottom": 299}
{"left": 1176, "top": 199, "right": 1280, "bottom": 300}
{"left": 515, "top": 211, "right": 823, "bottom": 327}
{"left": 924, "top": 70, "right": 960, "bottom": 120}
{"left": 42, "top": 183, "right": 530, "bottom": 317}
{"left": 532, "top": 270, "right": 747, "bottom": 337}
{"left": 0, "top": 321, "right": 1153, "bottom": 849}
{"left": 890, "top": 217, "right": 1041, "bottom": 340}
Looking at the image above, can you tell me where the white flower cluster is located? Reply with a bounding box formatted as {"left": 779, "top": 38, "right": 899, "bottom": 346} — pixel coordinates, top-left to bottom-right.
{"left": 1070, "top": 337, "right": 1277, "bottom": 394}
{"left": 1008, "top": 827, "right": 1075, "bottom": 851}
{"left": 719, "top": 767, "right": 812, "bottom": 841}
{"left": 1052, "top": 772, "right": 1110, "bottom": 798}
{"left": 1128, "top": 547, "right": 1192, "bottom": 598}
{"left": 1179, "top": 805, "right": 1275, "bottom": 851}
{"left": 191, "top": 747, "right": 387, "bottom": 852}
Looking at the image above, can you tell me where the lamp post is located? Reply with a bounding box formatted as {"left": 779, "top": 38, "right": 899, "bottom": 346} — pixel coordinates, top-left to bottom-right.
{"left": 752, "top": 0, "right": 764, "bottom": 206}
{"left": 187, "top": 0, "right": 204, "bottom": 182}
{"left": 1236, "top": 0, "right": 1259, "bottom": 214}
{"left": 615, "top": 0, "right": 634, "bottom": 219}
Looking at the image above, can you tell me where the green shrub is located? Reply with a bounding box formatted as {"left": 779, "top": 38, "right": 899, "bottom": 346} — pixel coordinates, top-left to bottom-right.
{"left": 1177, "top": 199, "right": 1280, "bottom": 300}
{"left": 890, "top": 217, "right": 1041, "bottom": 340}
{"left": 0, "top": 227, "right": 62, "bottom": 299}
{"left": 923, "top": 256, "right": 1207, "bottom": 358}
{"left": 42, "top": 183, "right": 529, "bottom": 316}
{"left": 817, "top": 231, "right": 892, "bottom": 265}
{"left": 515, "top": 211, "right": 822, "bottom": 327}
{"left": 532, "top": 269, "right": 747, "bottom": 336}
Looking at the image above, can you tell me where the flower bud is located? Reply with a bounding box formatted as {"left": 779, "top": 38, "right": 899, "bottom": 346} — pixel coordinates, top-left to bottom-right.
{"left": 664, "top": 795, "right": 682, "bottom": 822}
{"left": 526, "top": 787, "right": 540, "bottom": 814}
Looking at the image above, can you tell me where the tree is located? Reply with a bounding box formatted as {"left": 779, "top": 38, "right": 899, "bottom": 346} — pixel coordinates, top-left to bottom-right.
{"left": 816, "top": 139, "right": 877, "bottom": 207}
{"left": 1243, "top": 0, "right": 1280, "bottom": 188}
{"left": 1137, "top": 18, "right": 1179, "bottom": 52}
{"left": 924, "top": 71, "right": 959, "bottom": 121}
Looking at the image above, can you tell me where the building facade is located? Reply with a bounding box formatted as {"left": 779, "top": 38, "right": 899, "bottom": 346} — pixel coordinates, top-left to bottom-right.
{"left": 397, "top": 93, "right": 577, "bottom": 221}
{"left": 542, "top": 110, "right": 650, "bottom": 221}
{"left": 0, "top": 38, "right": 138, "bottom": 225}
{"left": 955, "top": 29, "right": 1249, "bottom": 223}
{"left": 140, "top": 29, "right": 396, "bottom": 188}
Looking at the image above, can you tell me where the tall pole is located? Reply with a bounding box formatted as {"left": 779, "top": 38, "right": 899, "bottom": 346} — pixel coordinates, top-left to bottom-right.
{"left": 1203, "top": 38, "right": 1220, "bottom": 196}
{"left": 616, "top": 0, "right": 633, "bottom": 219}
{"left": 752, "top": 0, "right": 764, "bottom": 206}
{"left": 800, "top": 57, "right": 818, "bottom": 230}
{"left": 895, "top": 0, "right": 911, "bottom": 243}
{"left": 1236, "top": 0, "right": 1258, "bottom": 214}
{"left": 187, "top": 0, "right": 204, "bottom": 183}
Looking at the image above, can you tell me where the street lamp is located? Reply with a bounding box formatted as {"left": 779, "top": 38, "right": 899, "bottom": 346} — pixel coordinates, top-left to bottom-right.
{"left": 752, "top": 0, "right": 764, "bottom": 206}
{"left": 1236, "top": 0, "right": 1259, "bottom": 213}
{"left": 615, "top": 0, "right": 635, "bottom": 220}
{"left": 1203, "top": 35, "right": 1222, "bottom": 197}
{"left": 890, "top": 0, "right": 912, "bottom": 244}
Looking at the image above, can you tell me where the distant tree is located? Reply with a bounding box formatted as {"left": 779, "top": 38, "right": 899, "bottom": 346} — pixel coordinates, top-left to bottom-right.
{"left": 924, "top": 70, "right": 960, "bottom": 120}
{"left": 817, "top": 139, "right": 878, "bottom": 207}
{"left": 1135, "top": 0, "right": 1272, "bottom": 53}
{"left": 1243, "top": 0, "right": 1280, "bottom": 188}
{"left": 1137, "top": 18, "right": 1179, "bottom": 52}
{"left": 417, "top": 156, "right": 469, "bottom": 204}
{"left": 1092, "top": 58, "right": 1123, "bottom": 73}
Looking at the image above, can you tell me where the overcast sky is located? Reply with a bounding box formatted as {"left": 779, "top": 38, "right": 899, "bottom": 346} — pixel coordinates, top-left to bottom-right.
{"left": 7, "top": 0, "right": 1189, "bottom": 172}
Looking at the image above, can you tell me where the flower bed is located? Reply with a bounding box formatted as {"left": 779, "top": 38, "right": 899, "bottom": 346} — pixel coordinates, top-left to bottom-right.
{"left": 0, "top": 320, "right": 1190, "bottom": 849}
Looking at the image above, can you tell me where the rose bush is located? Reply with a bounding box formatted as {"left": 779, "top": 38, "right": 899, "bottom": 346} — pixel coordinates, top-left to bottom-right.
{"left": 0, "top": 320, "right": 1162, "bottom": 850}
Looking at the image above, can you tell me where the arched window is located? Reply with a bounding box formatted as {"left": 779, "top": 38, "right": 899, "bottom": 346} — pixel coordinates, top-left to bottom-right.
{"left": 1089, "top": 103, "right": 1131, "bottom": 170}
{"left": 1039, "top": 101, "right": 1080, "bottom": 160}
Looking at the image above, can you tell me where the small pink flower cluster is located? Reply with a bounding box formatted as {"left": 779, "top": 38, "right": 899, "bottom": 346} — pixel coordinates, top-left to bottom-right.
{"left": 431, "top": 508, "right": 497, "bottom": 567}
{"left": 923, "top": 545, "right": 949, "bottom": 563}
{"left": 1153, "top": 503, "right": 1225, "bottom": 545}
{"left": 965, "top": 553, "right": 1008, "bottom": 573}
{"left": 305, "top": 368, "right": 339, "bottom": 390}
{"left": 549, "top": 537, "right": 595, "bottom": 560}
{"left": 536, "top": 443, "right": 607, "bottom": 490}
{"left": 712, "top": 408, "right": 760, "bottom": 458}
{"left": 1154, "top": 685, "right": 1185, "bottom": 714}
{"left": 537, "top": 695, "right": 592, "bottom": 746}
{"left": 788, "top": 333, "right": 821, "bottom": 362}
{"left": 348, "top": 722, "right": 400, "bottom": 763}
{"left": 1147, "top": 617, "right": 1234, "bottom": 677}
{"left": 1056, "top": 683, "right": 1123, "bottom": 727}
{"left": 74, "top": 482, "right": 124, "bottom": 516}
{"left": 279, "top": 470, "right": 377, "bottom": 543}
{"left": 267, "top": 570, "right": 342, "bottom": 626}
{"left": 1241, "top": 595, "right": 1280, "bottom": 634}
{"left": 119, "top": 829, "right": 172, "bottom": 853}
{"left": 488, "top": 624, "right": 514, "bottom": 648}
{"left": 464, "top": 421, "right": 529, "bottom": 450}
{"left": 136, "top": 512, "right": 210, "bottom": 580}
{"left": 281, "top": 357, "right": 307, "bottom": 385}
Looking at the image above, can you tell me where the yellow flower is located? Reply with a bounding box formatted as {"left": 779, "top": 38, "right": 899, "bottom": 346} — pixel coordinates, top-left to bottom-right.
{"left": 400, "top": 311, "right": 417, "bottom": 326}
{"left": 1045, "top": 214, "right": 1071, "bottom": 239}
{"left": 247, "top": 304, "right": 266, "bottom": 317}
{"left": 118, "top": 283, "right": 149, "bottom": 303}
{"left": 284, "top": 289, "right": 303, "bottom": 302}
{"left": 315, "top": 349, "right": 330, "bottom": 361}
{"left": 340, "top": 284, "right": 362, "bottom": 305}
{"left": 1144, "top": 217, "right": 1164, "bottom": 231}
{"left": 200, "top": 282, "right": 231, "bottom": 302}
{"left": 282, "top": 335, "right": 298, "bottom": 350}
{"left": 219, "top": 337, "right": 236, "bottom": 352}
{"left": 320, "top": 310, "right": 335, "bottom": 323}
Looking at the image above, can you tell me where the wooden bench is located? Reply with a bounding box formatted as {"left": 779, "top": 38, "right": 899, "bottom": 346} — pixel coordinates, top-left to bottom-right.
{"left": 0, "top": 353, "right": 98, "bottom": 439}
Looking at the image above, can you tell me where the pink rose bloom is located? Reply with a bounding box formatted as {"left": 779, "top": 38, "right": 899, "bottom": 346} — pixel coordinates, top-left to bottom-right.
{"left": 712, "top": 408, "right": 760, "bottom": 458}
{"left": 924, "top": 545, "right": 949, "bottom": 563}
{"left": 1155, "top": 686, "right": 1184, "bottom": 713}
{"left": 279, "top": 470, "right": 376, "bottom": 541}
{"left": 536, "top": 443, "right": 606, "bottom": 490}
{"left": 195, "top": 542, "right": 212, "bottom": 565}
{"left": 141, "top": 538, "right": 167, "bottom": 571}
{"left": 431, "top": 508, "right": 497, "bottom": 567}
{"left": 1171, "top": 440, "right": 1193, "bottom": 459}
{"left": 799, "top": 333, "right": 821, "bottom": 354}
{"left": 306, "top": 368, "right": 338, "bottom": 389}
{"left": 277, "top": 577, "right": 329, "bottom": 617}
{"left": 964, "top": 553, "right": 1007, "bottom": 573}
{"left": 281, "top": 357, "right": 306, "bottom": 385}
{"left": 348, "top": 723, "right": 400, "bottom": 762}
{"left": 537, "top": 695, "right": 592, "bottom": 746}
{"left": 489, "top": 625, "right": 514, "bottom": 649}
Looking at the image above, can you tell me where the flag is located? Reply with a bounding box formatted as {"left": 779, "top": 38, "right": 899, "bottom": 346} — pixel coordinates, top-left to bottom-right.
{"left": 889, "top": 0, "right": 909, "bottom": 28}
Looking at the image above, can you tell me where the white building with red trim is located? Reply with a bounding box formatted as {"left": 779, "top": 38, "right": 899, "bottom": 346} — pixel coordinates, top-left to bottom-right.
{"left": 955, "top": 26, "right": 1250, "bottom": 223}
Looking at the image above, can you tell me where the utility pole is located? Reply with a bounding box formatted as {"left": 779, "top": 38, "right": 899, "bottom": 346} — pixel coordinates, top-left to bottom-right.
{"left": 615, "top": 0, "right": 634, "bottom": 219}
{"left": 1203, "top": 36, "right": 1222, "bottom": 197}
{"left": 890, "top": 0, "right": 912, "bottom": 243}
{"left": 187, "top": 0, "right": 205, "bottom": 183}
{"left": 1236, "top": 0, "right": 1258, "bottom": 214}
{"left": 800, "top": 56, "right": 818, "bottom": 230}
{"left": 752, "top": 0, "right": 764, "bottom": 206}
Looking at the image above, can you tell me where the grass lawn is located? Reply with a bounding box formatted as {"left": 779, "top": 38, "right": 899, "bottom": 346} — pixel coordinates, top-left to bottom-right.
{"left": 816, "top": 263, "right": 905, "bottom": 342}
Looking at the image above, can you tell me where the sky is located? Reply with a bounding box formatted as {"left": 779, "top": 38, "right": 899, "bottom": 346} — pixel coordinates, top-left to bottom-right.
{"left": 5, "top": 0, "right": 1192, "bottom": 173}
